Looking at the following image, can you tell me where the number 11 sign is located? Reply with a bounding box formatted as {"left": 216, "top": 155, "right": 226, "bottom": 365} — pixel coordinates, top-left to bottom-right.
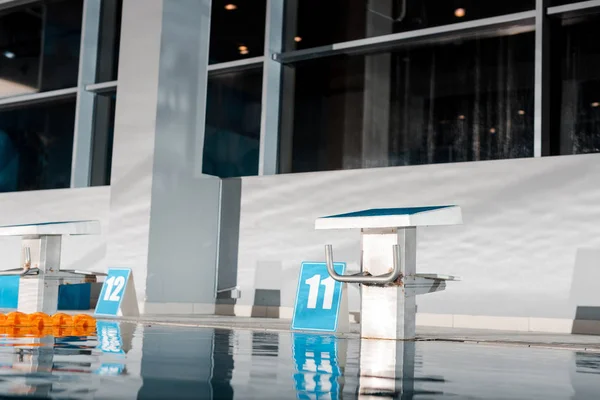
{"left": 292, "top": 262, "right": 349, "bottom": 333}
{"left": 95, "top": 268, "right": 140, "bottom": 317}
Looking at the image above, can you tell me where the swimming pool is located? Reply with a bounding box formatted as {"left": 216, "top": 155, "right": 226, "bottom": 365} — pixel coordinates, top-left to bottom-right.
{"left": 0, "top": 321, "right": 597, "bottom": 399}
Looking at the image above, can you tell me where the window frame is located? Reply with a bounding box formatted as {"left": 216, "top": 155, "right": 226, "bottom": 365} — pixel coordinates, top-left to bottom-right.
{"left": 205, "top": 0, "right": 600, "bottom": 176}
{"left": 0, "top": 0, "right": 122, "bottom": 188}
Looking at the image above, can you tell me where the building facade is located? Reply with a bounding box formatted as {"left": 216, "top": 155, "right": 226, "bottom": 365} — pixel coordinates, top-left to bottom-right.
{"left": 0, "top": 0, "right": 599, "bottom": 332}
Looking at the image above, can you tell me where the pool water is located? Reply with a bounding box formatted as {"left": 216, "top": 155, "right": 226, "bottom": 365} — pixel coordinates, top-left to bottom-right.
{"left": 0, "top": 321, "right": 596, "bottom": 399}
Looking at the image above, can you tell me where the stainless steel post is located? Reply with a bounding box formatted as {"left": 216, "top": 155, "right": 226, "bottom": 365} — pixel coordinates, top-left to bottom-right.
{"left": 18, "top": 235, "right": 62, "bottom": 314}
{"left": 360, "top": 227, "right": 417, "bottom": 340}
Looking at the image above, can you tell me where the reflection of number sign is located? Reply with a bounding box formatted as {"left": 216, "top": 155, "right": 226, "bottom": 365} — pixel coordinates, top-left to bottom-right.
{"left": 94, "top": 321, "right": 126, "bottom": 376}
{"left": 95, "top": 268, "right": 138, "bottom": 317}
{"left": 292, "top": 334, "right": 341, "bottom": 400}
{"left": 292, "top": 262, "right": 348, "bottom": 332}
{"left": 95, "top": 363, "right": 125, "bottom": 376}
{"left": 96, "top": 321, "right": 125, "bottom": 354}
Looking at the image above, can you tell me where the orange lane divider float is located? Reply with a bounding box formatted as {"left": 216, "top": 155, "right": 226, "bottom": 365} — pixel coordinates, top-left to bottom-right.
{"left": 0, "top": 312, "right": 97, "bottom": 337}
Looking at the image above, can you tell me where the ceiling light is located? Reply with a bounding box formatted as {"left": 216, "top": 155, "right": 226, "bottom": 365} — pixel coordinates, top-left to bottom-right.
{"left": 294, "top": 36, "right": 302, "bottom": 42}
{"left": 224, "top": 4, "right": 237, "bottom": 10}
{"left": 3, "top": 51, "right": 15, "bottom": 59}
{"left": 458, "top": 115, "right": 466, "bottom": 120}
{"left": 454, "top": 8, "right": 466, "bottom": 18}
{"left": 240, "top": 49, "right": 249, "bottom": 55}
{"left": 518, "top": 110, "right": 525, "bottom": 115}
{"left": 592, "top": 102, "right": 600, "bottom": 108}
{"left": 238, "top": 45, "right": 248, "bottom": 52}
{"left": 489, "top": 128, "right": 496, "bottom": 134}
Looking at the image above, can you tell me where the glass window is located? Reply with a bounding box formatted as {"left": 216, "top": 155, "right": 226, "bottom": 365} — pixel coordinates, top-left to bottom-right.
{"left": 203, "top": 68, "right": 262, "bottom": 178}
{"left": 553, "top": 14, "right": 600, "bottom": 155}
{"left": 0, "top": 99, "right": 76, "bottom": 192}
{"left": 0, "top": 0, "right": 83, "bottom": 98}
{"left": 96, "top": 0, "right": 122, "bottom": 83}
{"left": 90, "top": 91, "right": 116, "bottom": 186}
{"left": 288, "top": 0, "right": 535, "bottom": 51}
{"left": 280, "top": 31, "right": 535, "bottom": 173}
{"left": 209, "top": 0, "right": 267, "bottom": 64}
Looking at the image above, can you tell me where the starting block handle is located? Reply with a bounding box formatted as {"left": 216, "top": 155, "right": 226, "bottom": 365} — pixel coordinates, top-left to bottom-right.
{"left": 325, "top": 244, "right": 402, "bottom": 284}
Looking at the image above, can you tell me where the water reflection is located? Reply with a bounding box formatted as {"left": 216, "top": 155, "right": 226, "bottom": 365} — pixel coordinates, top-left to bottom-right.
{"left": 358, "top": 339, "right": 415, "bottom": 399}
{"left": 292, "top": 334, "right": 346, "bottom": 399}
{"left": 0, "top": 322, "right": 595, "bottom": 398}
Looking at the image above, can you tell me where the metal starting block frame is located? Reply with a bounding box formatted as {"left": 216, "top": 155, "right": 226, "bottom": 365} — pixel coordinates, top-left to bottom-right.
{"left": 0, "top": 220, "right": 106, "bottom": 314}
{"left": 316, "top": 206, "right": 462, "bottom": 340}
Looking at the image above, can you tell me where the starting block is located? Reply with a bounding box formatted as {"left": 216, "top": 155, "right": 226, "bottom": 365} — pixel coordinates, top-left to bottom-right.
{"left": 316, "top": 205, "right": 462, "bottom": 340}
{"left": 0, "top": 220, "right": 106, "bottom": 314}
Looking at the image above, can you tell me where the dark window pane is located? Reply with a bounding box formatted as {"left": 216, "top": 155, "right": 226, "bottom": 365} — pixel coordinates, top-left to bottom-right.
{"left": 96, "top": 0, "right": 122, "bottom": 82}
{"left": 0, "top": 0, "right": 83, "bottom": 98}
{"left": 553, "top": 15, "right": 600, "bottom": 155}
{"left": 288, "top": 0, "right": 534, "bottom": 50}
{"left": 90, "top": 91, "right": 116, "bottom": 186}
{"left": 209, "top": 0, "right": 266, "bottom": 64}
{"left": 281, "top": 32, "right": 535, "bottom": 173}
{"left": 204, "top": 68, "right": 262, "bottom": 178}
{"left": 0, "top": 99, "right": 75, "bottom": 192}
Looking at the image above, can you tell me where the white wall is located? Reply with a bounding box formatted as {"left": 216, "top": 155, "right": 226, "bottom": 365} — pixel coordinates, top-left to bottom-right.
{"left": 2, "top": 152, "right": 597, "bottom": 325}
{"left": 232, "top": 153, "right": 600, "bottom": 321}
{"left": 0, "top": 187, "right": 110, "bottom": 273}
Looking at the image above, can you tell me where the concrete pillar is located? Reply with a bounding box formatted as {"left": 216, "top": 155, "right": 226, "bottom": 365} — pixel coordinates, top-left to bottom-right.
{"left": 107, "top": 0, "right": 219, "bottom": 314}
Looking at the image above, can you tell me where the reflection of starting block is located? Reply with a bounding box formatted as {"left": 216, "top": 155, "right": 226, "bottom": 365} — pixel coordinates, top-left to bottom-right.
{"left": 291, "top": 334, "right": 418, "bottom": 399}
{"left": 316, "top": 206, "right": 463, "bottom": 340}
{"left": 0, "top": 221, "right": 106, "bottom": 314}
{"left": 358, "top": 338, "right": 415, "bottom": 397}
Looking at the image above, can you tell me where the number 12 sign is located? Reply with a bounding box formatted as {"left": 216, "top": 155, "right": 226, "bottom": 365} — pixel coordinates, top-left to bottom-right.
{"left": 95, "top": 268, "right": 140, "bottom": 317}
{"left": 292, "top": 262, "right": 349, "bottom": 333}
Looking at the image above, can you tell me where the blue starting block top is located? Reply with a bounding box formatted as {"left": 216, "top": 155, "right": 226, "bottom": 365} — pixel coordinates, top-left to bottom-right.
{"left": 315, "top": 205, "right": 462, "bottom": 230}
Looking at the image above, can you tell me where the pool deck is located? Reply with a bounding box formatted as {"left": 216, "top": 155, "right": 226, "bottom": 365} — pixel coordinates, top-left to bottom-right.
{"left": 107, "top": 314, "right": 600, "bottom": 353}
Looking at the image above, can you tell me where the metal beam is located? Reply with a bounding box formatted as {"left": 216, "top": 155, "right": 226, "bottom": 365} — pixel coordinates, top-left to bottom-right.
{"left": 547, "top": 0, "right": 600, "bottom": 17}
{"left": 274, "top": 11, "right": 536, "bottom": 64}
{"left": 207, "top": 56, "right": 264, "bottom": 75}
{"left": 71, "top": 0, "right": 102, "bottom": 188}
{"left": 276, "top": 0, "right": 297, "bottom": 174}
{"left": 0, "top": 87, "right": 77, "bottom": 109}
{"left": 0, "top": 0, "right": 38, "bottom": 12}
{"left": 193, "top": 0, "right": 213, "bottom": 177}
{"left": 86, "top": 80, "right": 118, "bottom": 93}
{"left": 534, "top": 0, "right": 550, "bottom": 157}
{"left": 258, "top": 0, "right": 284, "bottom": 175}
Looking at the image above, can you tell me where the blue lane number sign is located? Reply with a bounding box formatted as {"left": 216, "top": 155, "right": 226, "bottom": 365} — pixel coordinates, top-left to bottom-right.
{"left": 292, "top": 262, "right": 346, "bottom": 332}
{"left": 95, "top": 268, "right": 134, "bottom": 316}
